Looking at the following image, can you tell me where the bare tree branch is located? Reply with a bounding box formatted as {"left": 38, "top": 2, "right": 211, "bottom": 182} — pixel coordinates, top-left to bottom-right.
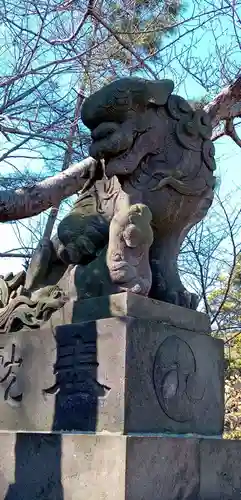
{"left": 49, "top": 0, "right": 94, "bottom": 45}
{"left": 225, "top": 118, "right": 241, "bottom": 148}
{"left": 0, "top": 252, "right": 31, "bottom": 258}
{"left": 0, "top": 157, "right": 96, "bottom": 222}
{"left": 205, "top": 75, "right": 241, "bottom": 130}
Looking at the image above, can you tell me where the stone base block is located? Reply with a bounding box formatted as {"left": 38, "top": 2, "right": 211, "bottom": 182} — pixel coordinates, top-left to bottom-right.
{"left": 0, "top": 313, "right": 224, "bottom": 434}
{"left": 0, "top": 434, "right": 241, "bottom": 500}
{"left": 48, "top": 292, "right": 211, "bottom": 333}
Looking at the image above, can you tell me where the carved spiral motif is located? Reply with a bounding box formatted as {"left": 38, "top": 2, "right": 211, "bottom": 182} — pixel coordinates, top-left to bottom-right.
{"left": 194, "top": 110, "right": 212, "bottom": 140}
{"left": 166, "top": 95, "right": 192, "bottom": 120}
{"left": 166, "top": 94, "right": 213, "bottom": 154}
{"left": 153, "top": 335, "right": 205, "bottom": 423}
{"left": 176, "top": 118, "right": 202, "bottom": 151}
{"left": 202, "top": 140, "right": 216, "bottom": 171}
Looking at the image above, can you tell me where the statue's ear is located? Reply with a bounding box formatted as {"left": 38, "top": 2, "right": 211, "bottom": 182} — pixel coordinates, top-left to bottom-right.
{"left": 146, "top": 79, "right": 174, "bottom": 106}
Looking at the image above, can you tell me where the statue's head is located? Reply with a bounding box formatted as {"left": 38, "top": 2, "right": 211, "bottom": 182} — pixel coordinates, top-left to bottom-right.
{"left": 81, "top": 78, "right": 216, "bottom": 194}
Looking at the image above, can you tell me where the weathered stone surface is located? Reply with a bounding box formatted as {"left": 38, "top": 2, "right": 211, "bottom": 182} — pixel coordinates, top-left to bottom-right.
{"left": 0, "top": 313, "right": 223, "bottom": 433}
{"left": 200, "top": 439, "right": 241, "bottom": 499}
{"left": 0, "top": 433, "right": 125, "bottom": 500}
{"left": 126, "top": 436, "right": 200, "bottom": 500}
{"left": 123, "top": 317, "right": 224, "bottom": 435}
{"left": 0, "top": 328, "right": 57, "bottom": 431}
{"left": 1, "top": 434, "right": 241, "bottom": 500}
{"left": 48, "top": 292, "right": 211, "bottom": 333}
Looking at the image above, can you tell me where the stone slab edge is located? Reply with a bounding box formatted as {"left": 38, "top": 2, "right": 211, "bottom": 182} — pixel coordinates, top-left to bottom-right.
{"left": 48, "top": 292, "right": 211, "bottom": 333}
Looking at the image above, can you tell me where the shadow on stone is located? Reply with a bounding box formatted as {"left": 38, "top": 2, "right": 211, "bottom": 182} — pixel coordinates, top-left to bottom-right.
{"left": 3, "top": 298, "right": 104, "bottom": 498}
{"left": 4, "top": 434, "right": 63, "bottom": 500}
{"left": 52, "top": 319, "right": 99, "bottom": 432}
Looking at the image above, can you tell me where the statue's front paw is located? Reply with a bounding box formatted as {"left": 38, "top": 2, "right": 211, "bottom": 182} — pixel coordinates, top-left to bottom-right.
{"left": 177, "top": 290, "right": 198, "bottom": 310}
{"left": 108, "top": 259, "right": 151, "bottom": 296}
{"left": 165, "top": 289, "right": 198, "bottom": 310}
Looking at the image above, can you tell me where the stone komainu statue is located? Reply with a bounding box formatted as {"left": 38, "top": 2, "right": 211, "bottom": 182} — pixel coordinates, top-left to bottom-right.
{"left": 0, "top": 78, "right": 216, "bottom": 332}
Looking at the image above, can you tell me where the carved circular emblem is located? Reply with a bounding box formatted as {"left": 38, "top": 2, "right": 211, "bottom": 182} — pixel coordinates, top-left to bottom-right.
{"left": 153, "top": 335, "right": 205, "bottom": 423}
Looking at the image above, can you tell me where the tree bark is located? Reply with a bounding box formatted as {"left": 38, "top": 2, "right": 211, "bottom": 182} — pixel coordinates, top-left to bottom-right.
{"left": 0, "top": 157, "right": 96, "bottom": 222}
{"left": 204, "top": 75, "right": 241, "bottom": 129}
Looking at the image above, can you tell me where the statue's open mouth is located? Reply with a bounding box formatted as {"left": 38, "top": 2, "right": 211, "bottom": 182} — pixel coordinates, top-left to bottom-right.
{"left": 89, "top": 122, "right": 150, "bottom": 179}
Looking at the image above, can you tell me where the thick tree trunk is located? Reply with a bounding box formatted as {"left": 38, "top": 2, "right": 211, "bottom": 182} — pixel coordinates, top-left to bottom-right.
{"left": 0, "top": 157, "right": 96, "bottom": 222}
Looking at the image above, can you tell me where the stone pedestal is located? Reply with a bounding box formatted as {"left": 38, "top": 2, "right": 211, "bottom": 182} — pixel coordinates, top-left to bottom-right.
{"left": 0, "top": 293, "right": 237, "bottom": 500}
{"left": 47, "top": 291, "right": 212, "bottom": 330}
{"left": 1, "top": 434, "right": 241, "bottom": 500}
{"left": 0, "top": 294, "right": 224, "bottom": 434}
